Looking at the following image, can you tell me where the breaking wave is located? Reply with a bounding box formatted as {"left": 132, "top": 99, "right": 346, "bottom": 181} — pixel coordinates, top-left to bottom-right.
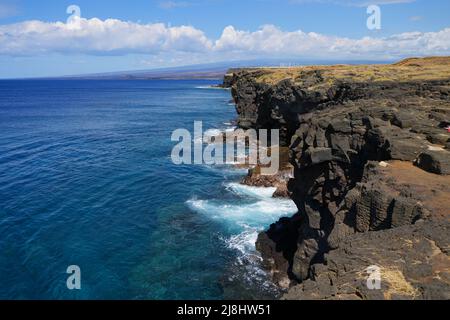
{"left": 186, "top": 180, "right": 297, "bottom": 295}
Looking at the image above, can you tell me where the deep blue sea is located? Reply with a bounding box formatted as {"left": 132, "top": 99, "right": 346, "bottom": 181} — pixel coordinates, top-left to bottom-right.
{"left": 0, "top": 80, "right": 297, "bottom": 300}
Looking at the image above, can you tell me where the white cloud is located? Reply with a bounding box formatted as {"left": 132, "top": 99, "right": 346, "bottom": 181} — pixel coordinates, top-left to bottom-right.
{"left": 0, "top": 18, "right": 449, "bottom": 60}
{"left": 0, "top": 18, "right": 212, "bottom": 55}
{"left": 214, "top": 25, "right": 450, "bottom": 59}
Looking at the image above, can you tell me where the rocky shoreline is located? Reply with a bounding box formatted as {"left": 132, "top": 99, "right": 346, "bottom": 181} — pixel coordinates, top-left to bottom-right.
{"left": 223, "top": 57, "right": 450, "bottom": 300}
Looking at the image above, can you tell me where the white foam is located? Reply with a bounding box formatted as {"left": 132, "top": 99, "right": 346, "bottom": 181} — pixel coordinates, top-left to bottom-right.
{"left": 223, "top": 225, "right": 281, "bottom": 294}
{"left": 225, "top": 127, "right": 237, "bottom": 133}
{"left": 193, "top": 136, "right": 204, "bottom": 144}
{"left": 204, "top": 129, "right": 223, "bottom": 138}
{"left": 222, "top": 228, "right": 280, "bottom": 296}
{"left": 192, "top": 128, "right": 224, "bottom": 144}
{"left": 186, "top": 196, "right": 296, "bottom": 229}
{"left": 186, "top": 174, "right": 297, "bottom": 293}
{"left": 224, "top": 228, "right": 261, "bottom": 265}
{"left": 195, "top": 85, "right": 228, "bottom": 90}
{"left": 225, "top": 182, "right": 277, "bottom": 199}
{"left": 202, "top": 164, "right": 249, "bottom": 176}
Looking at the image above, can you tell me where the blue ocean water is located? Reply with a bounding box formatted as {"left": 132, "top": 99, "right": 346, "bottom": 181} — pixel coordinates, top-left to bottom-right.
{"left": 0, "top": 80, "right": 297, "bottom": 300}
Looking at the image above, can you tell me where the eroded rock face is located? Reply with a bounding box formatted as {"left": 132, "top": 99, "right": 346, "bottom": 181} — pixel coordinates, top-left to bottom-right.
{"left": 241, "top": 170, "right": 292, "bottom": 198}
{"left": 283, "top": 219, "right": 450, "bottom": 300}
{"left": 224, "top": 58, "right": 450, "bottom": 299}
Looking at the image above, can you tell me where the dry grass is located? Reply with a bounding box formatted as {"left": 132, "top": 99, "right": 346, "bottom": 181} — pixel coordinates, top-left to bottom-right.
{"left": 382, "top": 268, "right": 420, "bottom": 300}
{"left": 247, "top": 57, "right": 450, "bottom": 87}
{"left": 355, "top": 265, "right": 420, "bottom": 300}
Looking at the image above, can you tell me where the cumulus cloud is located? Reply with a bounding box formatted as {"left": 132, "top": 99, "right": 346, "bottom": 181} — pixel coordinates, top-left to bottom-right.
{"left": 0, "top": 17, "right": 449, "bottom": 60}
{"left": 0, "top": 18, "right": 212, "bottom": 55}
{"left": 214, "top": 24, "right": 450, "bottom": 59}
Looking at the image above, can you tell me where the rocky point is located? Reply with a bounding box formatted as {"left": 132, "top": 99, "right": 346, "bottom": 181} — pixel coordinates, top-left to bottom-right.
{"left": 223, "top": 57, "right": 450, "bottom": 300}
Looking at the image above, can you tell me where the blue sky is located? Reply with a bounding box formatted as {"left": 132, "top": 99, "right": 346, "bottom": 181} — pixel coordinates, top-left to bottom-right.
{"left": 0, "top": 0, "right": 449, "bottom": 78}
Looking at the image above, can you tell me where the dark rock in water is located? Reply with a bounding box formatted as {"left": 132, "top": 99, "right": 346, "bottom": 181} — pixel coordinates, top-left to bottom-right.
{"left": 241, "top": 166, "right": 293, "bottom": 199}
{"left": 224, "top": 57, "right": 450, "bottom": 300}
{"left": 256, "top": 215, "right": 302, "bottom": 288}
{"left": 239, "top": 146, "right": 294, "bottom": 198}
{"left": 273, "top": 183, "right": 291, "bottom": 199}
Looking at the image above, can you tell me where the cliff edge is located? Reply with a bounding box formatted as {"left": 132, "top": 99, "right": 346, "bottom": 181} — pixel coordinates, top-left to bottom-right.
{"left": 224, "top": 57, "right": 450, "bottom": 300}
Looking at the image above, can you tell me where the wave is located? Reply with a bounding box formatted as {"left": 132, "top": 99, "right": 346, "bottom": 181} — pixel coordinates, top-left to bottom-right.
{"left": 192, "top": 126, "right": 237, "bottom": 145}
{"left": 224, "top": 127, "right": 237, "bottom": 133}
{"left": 186, "top": 171, "right": 297, "bottom": 296}
{"left": 192, "top": 128, "right": 222, "bottom": 144}
{"left": 187, "top": 191, "right": 295, "bottom": 293}
{"left": 221, "top": 226, "right": 281, "bottom": 296}
{"left": 225, "top": 182, "right": 277, "bottom": 199}
{"left": 204, "top": 128, "right": 223, "bottom": 138}
{"left": 186, "top": 189, "right": 296, "bottom": 229}
{"left": 195, "top": 85, "right": 229, "bottom": 90}
{"left": 224, "top": 227, "right": 261, "bottom": 264}
{"left": 202, "top": 164, "right": 249, "bottom": 177}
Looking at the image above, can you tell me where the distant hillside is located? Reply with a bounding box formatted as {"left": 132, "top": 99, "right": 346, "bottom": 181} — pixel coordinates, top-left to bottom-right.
{"left": 50, "top": 59, "right": 390, "bottom": 80}
{"left": 61, "top": 66, "right": 229, "bottom": 80}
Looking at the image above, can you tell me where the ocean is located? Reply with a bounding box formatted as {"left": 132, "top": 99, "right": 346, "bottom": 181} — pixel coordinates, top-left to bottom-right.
{"left": 0, "top": 80, "right": 297, "bottom": 299}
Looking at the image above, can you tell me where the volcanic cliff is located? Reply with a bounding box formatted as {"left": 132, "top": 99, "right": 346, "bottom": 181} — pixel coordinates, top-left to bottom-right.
{"left": 224, "top": 57, "right": 450, "bottom": 300}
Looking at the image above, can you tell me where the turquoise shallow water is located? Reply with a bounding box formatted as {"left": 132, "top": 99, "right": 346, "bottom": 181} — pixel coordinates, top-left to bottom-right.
{"left": 0, "top": 80, "right": 297, "bottom": 299}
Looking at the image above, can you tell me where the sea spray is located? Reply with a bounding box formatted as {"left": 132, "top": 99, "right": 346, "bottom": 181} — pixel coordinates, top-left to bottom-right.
{"left": 186, "top": 180, "right": 297, "bottom": 295}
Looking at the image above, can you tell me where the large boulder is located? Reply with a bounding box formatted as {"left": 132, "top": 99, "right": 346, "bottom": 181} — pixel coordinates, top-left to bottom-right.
{"left": 415, "top": 149, "right": 450, "bottom": 175}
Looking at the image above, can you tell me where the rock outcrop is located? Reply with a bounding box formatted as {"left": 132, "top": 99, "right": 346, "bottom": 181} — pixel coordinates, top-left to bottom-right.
{"left": 224, "top": 57, "right": 450, "bottom": 300}
{"left": 240, "top": 147, "right": 294, "bottom": 198}
{"left": 283, "top": 218, "right": 450, "bottom": 300}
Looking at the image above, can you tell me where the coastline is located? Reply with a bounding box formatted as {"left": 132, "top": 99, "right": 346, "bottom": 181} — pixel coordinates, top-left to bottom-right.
{"left": 192, "top": 115, "right": 298, "bottom": 299}
{"left": 222, "top": 57, "right": 450, "bottom": 300}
